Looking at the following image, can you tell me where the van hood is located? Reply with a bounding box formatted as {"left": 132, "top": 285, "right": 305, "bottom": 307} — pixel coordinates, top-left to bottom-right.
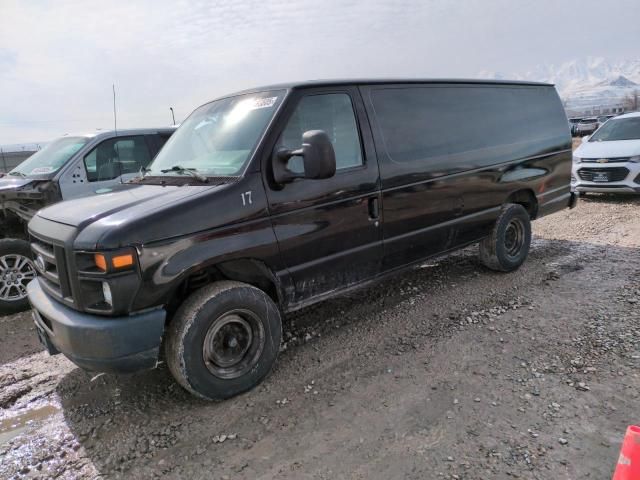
{"left": 37, "top": 182, "right": 217, "bottom": 230}
{"left": 575, "top": 139, "right": 640, "bottom": 159}
{"left": 0, "top": 177, "right": 33, "bottom": 192}
{"left": 31, "top": 175, "right": 263, "bottom": 251}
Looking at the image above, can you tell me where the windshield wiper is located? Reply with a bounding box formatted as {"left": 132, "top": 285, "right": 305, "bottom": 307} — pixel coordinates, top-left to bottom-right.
{"left": 160, "top": 165, "right": 208, "bottom": 183}
{"left": 8, "top": 171, "right": 26, "bottom": 178}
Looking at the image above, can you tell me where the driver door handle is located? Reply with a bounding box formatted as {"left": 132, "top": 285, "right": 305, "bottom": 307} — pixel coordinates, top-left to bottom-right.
{"left": 368, "top": 197, "right": 379, "bottom": 221}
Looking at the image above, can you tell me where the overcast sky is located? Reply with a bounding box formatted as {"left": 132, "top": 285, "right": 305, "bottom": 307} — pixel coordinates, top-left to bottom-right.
{"left": 1, "top": 0, "right": 638, "bottom": 144}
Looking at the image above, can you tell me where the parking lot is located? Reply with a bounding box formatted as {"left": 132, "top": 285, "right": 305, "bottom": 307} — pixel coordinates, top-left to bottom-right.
{"left": 0, "top": 190, "right": 637, "bottom": 479}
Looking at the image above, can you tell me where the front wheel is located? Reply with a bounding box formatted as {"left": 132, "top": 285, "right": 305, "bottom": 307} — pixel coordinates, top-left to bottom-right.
{"left": 0, "top": 239, "right": 36, "bottom": 316}
{"left": 478, "top": 203, "right": 531, "bottom": 272}
{"left": 165, "top": 281, "right": 282, "bottom": 400}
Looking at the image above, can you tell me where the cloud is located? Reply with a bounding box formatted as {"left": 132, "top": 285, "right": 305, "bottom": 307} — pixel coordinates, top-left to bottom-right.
{"left": 1, "top": 0, "right": 639, "bottom": 143}
{"left": 0, "top": 48, "right": 17, "bottom": 71}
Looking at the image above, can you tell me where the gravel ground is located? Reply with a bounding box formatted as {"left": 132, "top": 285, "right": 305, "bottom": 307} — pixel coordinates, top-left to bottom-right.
{"left": 1, "top": 192, "right": 639, "bottom": 479}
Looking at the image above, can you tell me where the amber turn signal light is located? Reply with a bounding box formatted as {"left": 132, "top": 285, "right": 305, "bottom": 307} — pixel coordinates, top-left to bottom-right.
{"left": 94, "top": 252, "right": 135, "bottom": 271}
{"left": 112, "top": 254, "right": 134, "bottom": 269}
{"left": 94, "top": 253, "right": 107, "bottom": 271}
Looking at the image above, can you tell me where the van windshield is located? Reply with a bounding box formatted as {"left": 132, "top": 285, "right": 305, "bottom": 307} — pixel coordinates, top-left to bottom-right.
{"left": 10, "top": 137, "right": 89, "bottom": 177}
{"left": 589, "top": 117, "right": 640, "bottom": 142}
{"left": 147, "top": 90, "right": 284, "bottom": 177}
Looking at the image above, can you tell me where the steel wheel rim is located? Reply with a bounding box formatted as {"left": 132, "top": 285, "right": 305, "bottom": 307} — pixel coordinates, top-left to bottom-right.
{"left": 504, "top": 218, "right": 525, "bottom": 257}
{"left": 0, "top": 254, "right": 36, "bottom": 302}
{"left": 202, "top": 309, "right": 265, "bottom": 379}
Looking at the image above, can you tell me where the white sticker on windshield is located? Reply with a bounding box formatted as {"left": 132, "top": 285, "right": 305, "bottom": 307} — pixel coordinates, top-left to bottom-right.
{"left": 30, "top": 167, "right": 54, "bottom": 174}
{"left": 250, "top": 97, "right": 278, "bottom": 110}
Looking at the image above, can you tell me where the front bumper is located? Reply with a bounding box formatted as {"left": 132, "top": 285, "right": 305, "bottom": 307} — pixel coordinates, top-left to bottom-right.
{"left": 574, "top": 185, "right": 640, "bottom": 194}
{"left": 28, "top": 279, "right": 166, "bottom": 373}
{"left": 571, "top": 162, "right": 640, "bottom": 194}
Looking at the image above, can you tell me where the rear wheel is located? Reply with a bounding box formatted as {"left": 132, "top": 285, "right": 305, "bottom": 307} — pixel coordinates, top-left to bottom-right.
{"left": 479, "top": 203, "right": 531, "bottom": 272}
{"left": 0, "top": 239, "right": 36, "bottom": 315}
{"left": 166, "top": 281, "right": 282, "bottom": 400}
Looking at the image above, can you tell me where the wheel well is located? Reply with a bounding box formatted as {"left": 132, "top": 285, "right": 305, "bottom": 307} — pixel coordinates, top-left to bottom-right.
{"left": 0, "top": 213, "right": 27, "bottom": 240}
{"left": 167, "top": 259, "right": 282, "bottom": 317}
{"left": 506, "top": 189, "right": 538, "bottom": 219}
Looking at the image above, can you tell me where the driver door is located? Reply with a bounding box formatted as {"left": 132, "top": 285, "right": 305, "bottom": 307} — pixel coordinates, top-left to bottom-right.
{"left": 60, "top": 135, "right": 153, "bottom": 199}
{"left": 265, "top": 87, "right": 382, "bottom": 307}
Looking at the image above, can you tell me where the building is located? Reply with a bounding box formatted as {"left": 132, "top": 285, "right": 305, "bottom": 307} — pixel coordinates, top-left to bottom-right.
{"left": 565, "top": 103, "right": 627, "bottom": 118}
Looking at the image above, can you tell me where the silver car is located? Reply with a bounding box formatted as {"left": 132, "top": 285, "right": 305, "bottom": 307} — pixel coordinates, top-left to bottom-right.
{"left": 0, "top": 127, "right": 175, "bottom": 314}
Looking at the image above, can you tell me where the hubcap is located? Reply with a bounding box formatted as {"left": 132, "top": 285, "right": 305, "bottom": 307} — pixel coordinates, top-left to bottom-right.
{"left": 202, "top": 309, "right": 265, "bottom": 379}
{"left": 504, "top": 218, "right": 525, "bottom": 257}
{"left": 0, "top": 254, "right": 36, "bottom": 302}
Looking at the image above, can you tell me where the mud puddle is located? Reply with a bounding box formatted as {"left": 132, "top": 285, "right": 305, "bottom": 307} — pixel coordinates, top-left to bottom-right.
{"left": 0, "top": 404, "right": 60, "bottom": 445}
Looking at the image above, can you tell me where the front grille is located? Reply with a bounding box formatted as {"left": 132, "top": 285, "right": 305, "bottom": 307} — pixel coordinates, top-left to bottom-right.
{"left": 31, "top": 235, "right": 73, "bottom": 302}
{"left": 581, "top": 157, "right": 630, "bottom": 163}
{"left": 577, "top": 167, "right": 630, "bottom": 182}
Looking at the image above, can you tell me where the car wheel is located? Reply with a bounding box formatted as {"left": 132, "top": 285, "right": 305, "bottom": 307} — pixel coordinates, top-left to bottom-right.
{"left": 166, "top": 280, "right": 282, "bottom": 400}
{"left": 478, "top": 203, "right": 531, "bottom": 272}
{"left": 0, "top": 239, "right": 36, "bottom": 316}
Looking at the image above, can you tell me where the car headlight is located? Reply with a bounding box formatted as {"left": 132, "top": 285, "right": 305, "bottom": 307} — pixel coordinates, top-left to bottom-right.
{"left": 629, "top": 156, "right": 640, "bottom": 163}
{"left": 572, "top": 156, "right": 581, "bottom": 164}
{"left": 73, "top": 248, "right": 140, "bottom": 314}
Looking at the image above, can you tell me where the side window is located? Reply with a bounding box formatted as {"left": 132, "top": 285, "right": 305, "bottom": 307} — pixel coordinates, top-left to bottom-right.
{"left": 83, "top": 136, "right": 151, "bottom": 182}
{"left": 279, "top": 93, "right": 363, "bottom": 173}
{"left": 369, "top": 86, "right": 566, "bottom": 171}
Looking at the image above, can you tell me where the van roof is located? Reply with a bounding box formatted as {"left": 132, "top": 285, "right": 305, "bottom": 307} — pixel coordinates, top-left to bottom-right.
{"left": 61, "top": 127, "right": 177, "bottom": 139}
{"left": 226, "top": 78, "right": 555, "bottom": 97}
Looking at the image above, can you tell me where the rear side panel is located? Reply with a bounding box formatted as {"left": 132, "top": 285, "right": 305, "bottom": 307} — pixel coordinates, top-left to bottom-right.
{"left": 361, "top": 83, "right": 571, "bottom": 268}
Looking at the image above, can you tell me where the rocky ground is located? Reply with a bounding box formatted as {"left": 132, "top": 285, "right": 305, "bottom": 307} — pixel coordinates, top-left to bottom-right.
{"left": 1, "top": 192, "right": 639, "bottom": 479}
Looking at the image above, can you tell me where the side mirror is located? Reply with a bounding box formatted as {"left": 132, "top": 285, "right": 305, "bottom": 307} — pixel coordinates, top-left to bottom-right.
{"left": 273, "top": 130, "right": 336, "bottom": 184}
{"left": 582, "top": 135, "right": 590, "bottom": 143}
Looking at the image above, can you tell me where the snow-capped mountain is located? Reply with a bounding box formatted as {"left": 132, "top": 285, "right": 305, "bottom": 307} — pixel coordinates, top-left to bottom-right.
{"left": 598, "top": 75, "right": 637, "bottom": 88}
{"left": 479, "top": 57, "right": 640, "bottom": 94}
{"left": 479, "top": 58, "right": 640, "bottom": 115}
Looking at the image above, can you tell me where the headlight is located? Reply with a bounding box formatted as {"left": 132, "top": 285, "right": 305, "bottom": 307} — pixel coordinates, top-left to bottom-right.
{"left": 629, "top": 156, "right": 640, "bottom": 163}
{"left": 102, "top": 282, "right": 113, "bottom": 306}
{"left": 572, "top": 156, "right": 581, "bottom": 164}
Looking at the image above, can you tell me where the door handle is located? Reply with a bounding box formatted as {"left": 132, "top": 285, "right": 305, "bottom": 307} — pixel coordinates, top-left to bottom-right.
{"left": 368, "top": 197, "right": 380, "bottom": 220}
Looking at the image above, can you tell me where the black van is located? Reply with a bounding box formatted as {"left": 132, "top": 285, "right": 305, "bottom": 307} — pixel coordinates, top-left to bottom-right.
{"left": 27, "top": 80, "right": 575, "bottom": 400}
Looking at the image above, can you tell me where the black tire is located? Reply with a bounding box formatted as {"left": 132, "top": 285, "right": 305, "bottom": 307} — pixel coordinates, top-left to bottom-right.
{"left": 478, "top": 203, "right": 531, "bottom": 272}
{"left": 165, "top": 281, "right": 282, "bottom": 400}
{"left": 0, "top": 238, "right": 36, "bottom": 316}
{"left": 578, "top": 192, "right": 587, "bottom": 198}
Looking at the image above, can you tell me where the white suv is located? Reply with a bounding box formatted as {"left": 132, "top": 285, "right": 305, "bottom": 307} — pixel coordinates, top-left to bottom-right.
{"left": 572, "top": 112, "right": 640, "bottom": 194}
{"left": 575, "top": 118, "right": 599, "bottom": 136}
